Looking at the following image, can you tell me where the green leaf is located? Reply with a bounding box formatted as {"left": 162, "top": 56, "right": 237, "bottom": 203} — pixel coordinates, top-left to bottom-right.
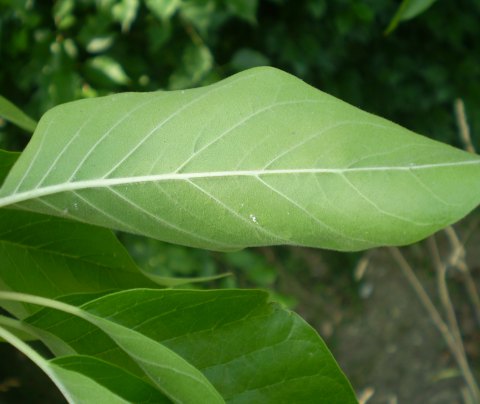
{"left": 179, "top": 1, "right": 217, "bottom": 35}
{"left": 1, "top": 291, "right": 226, "bottom": 403}
{"left": 0, "top": 67, "right": 479, "bottom": 252}
{"left": 53, "top": 0, "right": 76, "bottom": 30}
{"left": 0, "top": 209, "right": 157, "bottom": 318}
{"left": 0, "top": 95, "right": 37, "bottom": 133}
{"left": 21, "top": 289, "right": 357, "bottom": 403}
{"left": 0, "top": 325, "right": 171, "bottom": 403}
{"left": 230, "top": 48, "right": 270, "bottom": 72}
{"left": 228, "top": 0, "right": 258, "bottom": 24}
{"left": 0, "top": 149, "right": 20, "bottom": 185}
{"left": 112, "top": 0, "right": 140, "bottom": 32}
{"left": 51, "top": 355, "right": 172, "bottom": 403}
{"left": 86, "top": 55, "right": 130, "bottom": 86}
{"left": 0, "top": 314, "right": 37, "bottom": 342}
{"left": 169, "top": 44, "right": 213, "bottom": 89}
{"left": 86, "top": 36, "right": 115, "bottom": 54}
{"left": 146, "top": 0, "right": 181, "bottom": 20}
{"left": 386, "top": 0, "right": 439, "bottom": 34}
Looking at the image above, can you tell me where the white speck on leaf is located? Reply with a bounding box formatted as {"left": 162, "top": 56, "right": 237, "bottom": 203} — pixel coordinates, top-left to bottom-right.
{"left": 249, "top": 214, "right": 258, "bottom": 224}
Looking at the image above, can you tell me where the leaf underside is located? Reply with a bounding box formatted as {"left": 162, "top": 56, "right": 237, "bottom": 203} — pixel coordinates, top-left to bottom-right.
{"left": 1, "top": 67, "right": 479, "bottom": 251}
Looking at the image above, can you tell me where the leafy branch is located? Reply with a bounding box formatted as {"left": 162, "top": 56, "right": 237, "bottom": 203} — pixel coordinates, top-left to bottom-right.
{"left": 0, "top": 67, "right": 479, "bottom": 402}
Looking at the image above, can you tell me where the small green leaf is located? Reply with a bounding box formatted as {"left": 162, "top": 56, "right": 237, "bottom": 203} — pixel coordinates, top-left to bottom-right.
{"left": 0, "top": 95, "right": 37, "bottom": 133}
{"left": 230, "top": 48, "right": 270, "bottom": 71}
{"left": 228, "top": 0, "right": 258, "bottom": 23}
{"left": 146, "top": 0, "right": 181, "bottom": 20}
{"left": 86, "top": 36, "right": 115, "bottom": 54}
{"left": 169, "top": 44, "right": 213, "bottom": 89}
{"left": 179, "top": 1, "right": 217, "bottom": 35}
{"left": 53, "top": 0, "right": 76, "bottom": 30}
{"left": 112, "top": 0, "right": 140, "bottom": 32}
{"left": 386, "top": 0, "right": 439, "bottom": 34}
{"left": 86, "top": 55, "right": 130, "bottom": 86}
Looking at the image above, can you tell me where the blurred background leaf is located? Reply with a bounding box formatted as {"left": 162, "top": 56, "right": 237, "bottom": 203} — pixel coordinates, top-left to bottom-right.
{"left": 145, "top": 0, "right": 182, "bottom": 20}
{"left": 0, "top": 96, "right": 36, "bottom": 132}
{"left": 1, "top": 0, "right": 478, "bottom": 153}
{"left": 386, "top": 0, "right": 439, "bottom": 34}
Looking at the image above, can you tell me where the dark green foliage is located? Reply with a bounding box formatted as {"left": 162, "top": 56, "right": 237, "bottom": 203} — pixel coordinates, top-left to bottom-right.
{"left": 1, "top": 0, "right": 479, "bottom": 152}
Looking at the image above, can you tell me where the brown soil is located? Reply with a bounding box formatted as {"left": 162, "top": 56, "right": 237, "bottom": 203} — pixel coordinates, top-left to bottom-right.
{"left": 281, "top": 221, "right": 480, "bottom": 404}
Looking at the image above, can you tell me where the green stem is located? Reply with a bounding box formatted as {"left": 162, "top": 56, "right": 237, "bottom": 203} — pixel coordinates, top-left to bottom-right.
{"left": 0, "top": 314, "right": 37, "bottom": 340}
{"left": 0, "top": 325, "right": 73, "bottom": 403}
{"left": 0, "top": 291, "right": 84, "bottom": 318}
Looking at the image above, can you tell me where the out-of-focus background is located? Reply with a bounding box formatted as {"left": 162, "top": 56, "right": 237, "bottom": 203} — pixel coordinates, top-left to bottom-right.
{"left": 0, "top": 1, "right": 479, "bottom": 403}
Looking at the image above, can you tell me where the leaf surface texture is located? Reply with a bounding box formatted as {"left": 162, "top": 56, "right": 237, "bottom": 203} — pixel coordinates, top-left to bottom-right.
{"left": 1, "top": 67, "right": 478, "bottom": 251}
{"left": 23, "top": 289, "right": 357, "bottom": 403}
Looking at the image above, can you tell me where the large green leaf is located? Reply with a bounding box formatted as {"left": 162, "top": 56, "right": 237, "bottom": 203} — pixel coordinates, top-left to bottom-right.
{"left": 0, "top": 209, "right": 157, "bottom": 318}
{"left": 21, "top": 289, "right": 357, "bottom": 403}
{"left": 0, "top": 291, "right": 224, "bottom": 403}
{"left": 0, "top": 67, "right": 479, "bottom": 251}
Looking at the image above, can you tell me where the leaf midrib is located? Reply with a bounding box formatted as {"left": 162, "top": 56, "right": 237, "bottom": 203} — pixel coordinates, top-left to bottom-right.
{"left": 0, "top": 159, "right": 478, "bottom": 209}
